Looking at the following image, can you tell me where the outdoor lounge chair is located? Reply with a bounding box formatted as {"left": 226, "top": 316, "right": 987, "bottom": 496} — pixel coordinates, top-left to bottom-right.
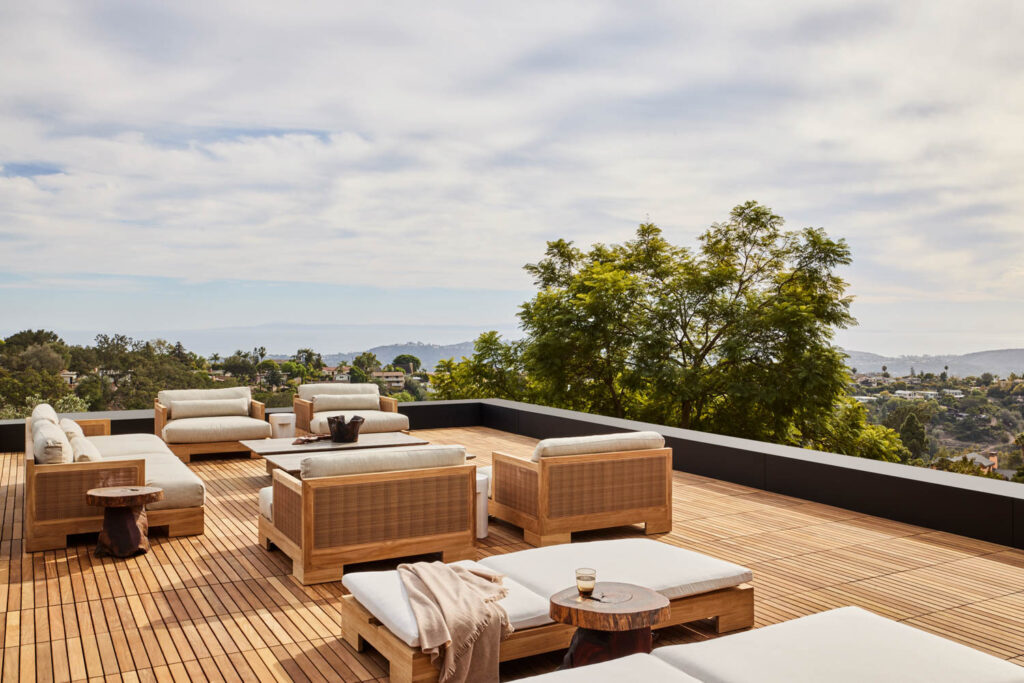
{"left": 514, "top": 607, "right": 1024, "bottom": 682}
{"left": 292, "top": 382, "right": 409, "bottom": 436}
{"left": 155, "top": 386, "right": 271, "bottom": 462}
{"left": 257, "top": 445, "right": 475, "bottom": 584}
{"left": 341, "top": 538, "right": 754, "bottom": 683}
{"left": 485, "top": 431, "right": 672, "bottom": 546}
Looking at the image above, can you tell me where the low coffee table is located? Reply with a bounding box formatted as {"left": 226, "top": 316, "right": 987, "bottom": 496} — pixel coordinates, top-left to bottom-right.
{"left": 86, "top": 486, "right": 164, "bottom": 558}
{"left": 549, "top": 581, "right": 670, "bottom": 668}
{"left": 254, "top": 432, "right": 430, "bottom": 476}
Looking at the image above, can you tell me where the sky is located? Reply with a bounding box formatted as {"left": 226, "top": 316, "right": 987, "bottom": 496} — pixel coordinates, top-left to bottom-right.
{"left": 2, "top": 1, "right": 1023, "bottom": 356}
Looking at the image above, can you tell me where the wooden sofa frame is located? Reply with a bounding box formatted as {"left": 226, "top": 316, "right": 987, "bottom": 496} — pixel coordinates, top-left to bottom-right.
{"left": 293, "top": 395, "right": 398, "bottom": 436}
{"left": 258, "top": 463, "right": 476, "bottom": 584}
{"left": 24, "top": 418, "right": 205, "bottom": 552}
{"left": 488, "top": 447, "right": 673, "bottom": 546}
{"left": 342, "top": 582, "right": 754, "bottom": 683}
{"left": 154, "top": 397, "right": 266, "bottom": 462}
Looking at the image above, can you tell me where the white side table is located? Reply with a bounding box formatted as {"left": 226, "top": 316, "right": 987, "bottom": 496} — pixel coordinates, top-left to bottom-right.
{"left": 475, "top": 471, "right": 490, "bottom": 539}
{"left": 269, "top": 413, "right": 296, "bottom": 439}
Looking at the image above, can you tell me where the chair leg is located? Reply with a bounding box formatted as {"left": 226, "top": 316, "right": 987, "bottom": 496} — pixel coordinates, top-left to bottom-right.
{"left": 645, "top": 517, "right": 672, "bottom": 535}
{"left": 293, "top": 560, "right": 344, "bottom": 585}
{"left": 523, "top": 530, "right": 571, "bottom": 547}
{"left": 24, "top": 534, "right": 68, "bottom": 552}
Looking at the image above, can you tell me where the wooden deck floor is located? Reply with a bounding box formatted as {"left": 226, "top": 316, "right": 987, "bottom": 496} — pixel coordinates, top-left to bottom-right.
{"left": 3, "top": 426, "right": 1024, "bottom": 681}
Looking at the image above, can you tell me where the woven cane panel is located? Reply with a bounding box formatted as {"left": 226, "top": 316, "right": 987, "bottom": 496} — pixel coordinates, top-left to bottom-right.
{"left": 273, "top": 481, "right": 303, "bottom": 546}
{"left": 493, "top": 461, "right": 538, "bottom": 515}
{"left": 312, "top": 474, "right": 469, "bottom": 549}
{"left": 34, "top": 467, "right": 139, "bottom": 521}
{"left": 547, "top": 456, "right": 666, "bottom": 518}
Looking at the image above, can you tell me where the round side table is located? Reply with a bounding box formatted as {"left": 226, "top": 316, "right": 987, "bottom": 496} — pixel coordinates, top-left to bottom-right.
{"left": 549, "top": 581, "right": 670, "bottom": 669}
{"left": 86, "top": 486, "right": 164, "bottom": 558}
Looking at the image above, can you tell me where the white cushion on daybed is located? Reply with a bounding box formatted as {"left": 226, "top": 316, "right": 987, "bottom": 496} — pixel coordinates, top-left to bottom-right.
{"left": 522, "top": 654, "right": 700, "bottom": 682}
{"left": 88, "top": 433, "right": 170, "bottom": 457}
{"left": 162, "top": 415, "right": 272, "bottom": 443}
{"left": 532, "top": 431, "right": 665, "bottom": 461}
{"left": 479, "top": 539, "right": 751, "bottom": 601}
{"left": 297, "top": 382, "right": 379, "bottom": 401}
{"left": 300, "top": 445, "right": 465, "bottom": 479}
{"left": 342, "top": 560, "right": 553, "bottom": 648}
{"left": 652, "top": 606, "right": 1024, "bottom": 683}
{"left": 158, "top": 387, "right": 251, "bottom": 419}
{"left": 101, "top": 451, "right": 206, "bottom": 509}
{"left": 309, "top": 410, "right": 409, "bottom": 435}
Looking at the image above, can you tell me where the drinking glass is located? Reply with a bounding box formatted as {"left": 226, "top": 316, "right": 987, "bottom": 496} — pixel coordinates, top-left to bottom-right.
{"left": 575, "top": 568, "right": 596, "bottom": 598}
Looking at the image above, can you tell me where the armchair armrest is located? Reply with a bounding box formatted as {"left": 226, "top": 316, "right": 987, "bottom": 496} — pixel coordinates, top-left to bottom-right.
{"left": 379, "top": 396, "right": 398, "bottom": 412}
{"left": 271, "top": 469, "right": 303, "bottom": 547}
{"left": 491, "top": 451, "right": 540, "bottom": 516}
{"left": 293, "top": 397, "right": 313, "bottom": 433}
{"left": 250, "top": 400, "right": 266, "bottom": 420}
{"left": 27, "top": 458, "right": 146, "bottom": 522}
{"left": 154, "top": 399, "right": 168, "bottom": 437}
{"left": 75, "top": 418, "right": 110, "bottom": 437}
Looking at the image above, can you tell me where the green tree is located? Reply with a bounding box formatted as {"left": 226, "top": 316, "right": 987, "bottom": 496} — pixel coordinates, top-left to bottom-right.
{"left": 392, "top": 354, "right": 422, "bottom": 372}
{"left": 432, "top": 332, "right": 529, "bottom": 401}
{"left": 898, "top": 413, "right": 928, "bottom": 459}
{"left": 980, "top": 372, "right": 995, "bottom": 386}
{"left": 221, "top": 350, "right": 257, "bottom": 383}
{"left": 292, "top": 348, "right": 324, "bottom": 373}
{"left": 390, "top": 391, "right": 415, "bottom": 402}
{"left": 75, "top": 374, "right": 115, "bottom": 410}
{"left": 352, "top": 352, "right": 381, "bottom": 373}
{"left": 348, "top": 366, "right": 369, "bottom": 384}
{"left": 810, "top": 398, "right": 908, "bottom": 463}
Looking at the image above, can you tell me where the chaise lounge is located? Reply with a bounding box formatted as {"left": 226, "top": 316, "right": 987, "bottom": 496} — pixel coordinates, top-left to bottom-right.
{"left": 24, "top": 403, "right": 206, "bottom": 552}
{"left": 258, "top": 445, "right": 476, "bottom": 584}
{"left": 486, "top": 431, "right": 673, "bottom": 546}
{"left": 292, "top": 382, "right": 409, "bottom": 436}
{"left": 155, "top": 386, "right": 271, "bottom": 462}
{"left": 341, "top": 538, "right": 754, "bottom": 683}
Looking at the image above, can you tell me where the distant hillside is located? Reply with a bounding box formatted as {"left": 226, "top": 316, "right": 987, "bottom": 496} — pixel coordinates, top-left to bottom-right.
{"left": 842, "top": 348, "right": 1024, "bottom": 378}
{"left": 325, "top": 342, "right": 476, "bottom": 371}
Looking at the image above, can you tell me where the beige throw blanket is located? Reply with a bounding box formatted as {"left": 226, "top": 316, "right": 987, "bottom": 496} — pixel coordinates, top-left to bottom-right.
{"left": 398, "top": 561, "right": 513, "bottom": 683}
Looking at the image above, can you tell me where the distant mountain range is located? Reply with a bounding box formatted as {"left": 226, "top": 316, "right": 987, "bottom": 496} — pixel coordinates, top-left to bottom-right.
{"left": 326, "top": 342, "right": 476, "bottom": 371}
{"left": 842, "top": 348, "right": 1024, "bottom": 378}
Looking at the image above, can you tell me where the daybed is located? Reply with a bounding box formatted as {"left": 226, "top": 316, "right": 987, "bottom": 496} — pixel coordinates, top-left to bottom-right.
{"left": 341, "top": 538, "right": 754, "bottom": 683}
{"left": 155, "top": 386, "right": 271, "bottom": 462}
{"left": 292, "top": 382, "right": 409, "bottom": 436}
{"left": 24, "top": 403, "right": 206, "bottom": 552}
{"left": 517, "top": 607, "right": 1024, "bottom": 682}
{"left": 486, "top": 431, "right": 672, "bottom": 546}
{"left": 258, "top": 445, "right": 475, "bottom": 584}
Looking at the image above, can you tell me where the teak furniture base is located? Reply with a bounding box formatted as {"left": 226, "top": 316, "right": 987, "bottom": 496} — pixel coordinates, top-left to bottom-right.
{"left": 165, "top": 440, "right": 257, "bottom": 463}
{"left": 341, "top": 583, "right": 754, "bottom": 683}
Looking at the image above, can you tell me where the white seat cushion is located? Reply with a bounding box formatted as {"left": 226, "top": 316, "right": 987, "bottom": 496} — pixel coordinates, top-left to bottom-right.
{"left": 300, "top": 445, "right": 465, "bottom": 479}
{"left": 652, "top": 606, "right": 1024, "bottom": 683}
{"left": 258, "top": 486, "right": 273, "bottom": 521}
{"left": 162, "top": 415, "right": 272, "bottom": 443}
{"left": 297, "top": 382, "right": 379, "bottom": 401}
{"left": 309, "top": 410, "right": 409, "bottom": 435}
{"left": 479, "top": 539, "right": 751, "bottom": 601}
{"left": 521, "top": 654, "right": 700, "bottom": 682}
{"left": 532, "top": 431, "right": 666, "bottom": 461}
{"left": 342, "top": 560, "right": 553, "bottom": 648}
{"left": 101, "top": 451, "right": 205, "bottom": 509}
{"left": 89, "top": 433, "right": 172, "bottom": 457}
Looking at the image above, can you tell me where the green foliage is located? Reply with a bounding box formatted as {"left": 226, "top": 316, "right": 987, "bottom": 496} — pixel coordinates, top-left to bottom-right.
{"left": 252, "top": 389, "right": 296, "bottom": 408}
{"left": 75, "top": 374, "right": 115, "bottom": 410}
{"left": 0, "top": 393, "right": 89, "bottom": 419}
{"left": 980, "top": 372, "right": 995, "bottom": 386}
{"left": 931, "top": 456, "right": 1005, "bottom": 479}
{"left": 808, "top": 398, "right": 909, "bottom": 463}
{"left": 348, "top": 366, "right": 369, "bottom": 384}
{"left": 432, "top": 332, "right": 530, "bottom": 402}
{"left": 352, "top": 352, "right": 381, "bottom": 373}
{"left": 403, "top": 378, "right": 427, "bottom": 401}
{"left": 1013, "top": 465, "right": 1024, "bottom": 484}
{"left": 292, "top": 348, "right": 324, "bottom": 372}
{"left": 898, "top": 413, "right": 928, "bottom": 459}
{"left": 390, "top": 391, "right": 415, "bottom": 402}
{"left": 392, "top": 354, "right": 422, "bottom": 372}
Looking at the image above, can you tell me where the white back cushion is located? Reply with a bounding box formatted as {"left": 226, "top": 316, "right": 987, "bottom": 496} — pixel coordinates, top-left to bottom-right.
{"left": 70, "top": 435, "right": 103, "bottom": 462}
{"left": 169, "top": 397, "right": 250, "bottom": 420}
{"left": 532, "top": 431, "right": 666, "bottom": 461}
{"left": 312, "top": 393, "right": 380, "bottom": 412}
{"left": 300, "top": 445, "right": 465, "bottom": 479}
{"left": 31, "top": 403, "right": 60, "bottom": 425}
{"left": 158, "top": 387, "right": 250, "bottom": 418}
{"left": 59, "top": 418, "right": 84, "bottom": 440}
{"left": 297, "top": 382, "right": 379, "bottom": 401}
{"left": 32, "top": 420, "right": 73, "bottom": 464}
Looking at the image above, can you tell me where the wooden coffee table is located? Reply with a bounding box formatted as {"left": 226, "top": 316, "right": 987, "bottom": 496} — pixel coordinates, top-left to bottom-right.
{"left": 255, "top": 432, "right": 430, "bottom": 476}
{"left": 86, "top": 486, "right": 164, "bottom": 558}
{"left": 549, "top": 581, "right": 671, "bottom": 668}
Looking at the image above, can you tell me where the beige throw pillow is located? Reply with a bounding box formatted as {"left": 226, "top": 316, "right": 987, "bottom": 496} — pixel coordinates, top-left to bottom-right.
{"left": 169, "top": 397, "right": 250, "bottom": 420}
{"left": 312, "top": 393, "right": 380, "bottom": 413}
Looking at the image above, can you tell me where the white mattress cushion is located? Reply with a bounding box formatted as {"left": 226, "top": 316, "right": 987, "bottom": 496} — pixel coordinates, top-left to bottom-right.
{"left": 309, "top": 410, "right": 409, "bottom": 435}
{"left": 162, "top": 415, "right": 272, "bottom": 443}
{"left": 521, "top": 654, "right": 701, "bottom": 682}
{"left": 479, "top": 539, "right": 751, "bottom": 601}
{"left": 300, "top": 445, "right": 464, "bottom": 479}
{"left": 258, "top": 486, "right": 273, "bottom": 521}
{"left": 158, "top": 387, "right": 250, "bottom": 418}
{"left": 652, "top": 606, "right": 1024, "bottom": 683}
{"left": 88, "top": 433, "right": 172, "bottom": 457}
{"left": 297, "top": 382, "right": 379, "bottom": 401}
{"left": 342, "top": 560, "right": 553, "bottom": 647}
{"left": 532, "top": 431, "right": 665, "bottom": 461}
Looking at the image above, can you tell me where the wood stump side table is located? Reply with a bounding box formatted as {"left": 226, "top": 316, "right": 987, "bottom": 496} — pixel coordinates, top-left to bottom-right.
{"left": 86, "top": 486, "right": 164, "bottom": 558}
{"left": 549, "top": 581, "right": 670, "bottom": 669}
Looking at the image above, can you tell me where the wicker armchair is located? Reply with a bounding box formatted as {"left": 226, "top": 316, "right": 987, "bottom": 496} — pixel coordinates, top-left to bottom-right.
{"left": 155, "top": 387, "right": 270, "bottom": 462}
{"left": 258, "top": 446, "right": 476, "bottom": 584}
{"left": 488, "top": 432, "right": 673, "bottom": 546}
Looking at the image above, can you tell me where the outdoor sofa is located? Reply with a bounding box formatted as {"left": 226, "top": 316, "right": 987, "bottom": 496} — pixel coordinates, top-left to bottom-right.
{"left": 155, "top": 386, "right": 271, "bottom": 462}
{"left": 517, "top": 607, "right": 1024, "bottom": 682}
{"left": 24, "top": 403, "right": 206, "bottom": 552}
{"left": 484, "top": 431, "right": 673, "bottom": 546}
{"left": 292, "top": 382, "right": 409, "bottom": 436}
{"left": 341, "top": 538, "right": 754, "bottom": 683}
{"left": 258, "top": 445, "right": 476, "bottom": 584}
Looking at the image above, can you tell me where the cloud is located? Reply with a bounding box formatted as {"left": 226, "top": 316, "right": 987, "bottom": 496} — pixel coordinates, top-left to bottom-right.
{"left": 1, "top": 0, "right": 1023, "bottom": 350}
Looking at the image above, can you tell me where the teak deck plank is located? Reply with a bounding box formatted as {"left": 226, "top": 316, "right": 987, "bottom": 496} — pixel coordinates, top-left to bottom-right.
{"left": 3, "top": 424, "right": 1024, "bottom": 680}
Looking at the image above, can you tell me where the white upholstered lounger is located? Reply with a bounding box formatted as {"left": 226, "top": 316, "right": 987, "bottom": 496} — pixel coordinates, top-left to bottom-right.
{"left": 517, "top": 607, "right": 1024, "bottom": 682}
{"left": 341, "top": 539, "right": 753, "bottom": 683}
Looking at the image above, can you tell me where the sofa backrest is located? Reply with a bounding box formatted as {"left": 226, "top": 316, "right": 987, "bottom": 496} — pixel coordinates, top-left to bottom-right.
{"left": 300, "top": 444, "right": 465, "bottom": 479}
{"left": 532, "top": 431, "right": 666, "bottom": 462}
{"left": 297, "top": 382, "right": 380, "bottom": 401}
{"left": 158, "top": 387, "right": 251, "bottom": 419}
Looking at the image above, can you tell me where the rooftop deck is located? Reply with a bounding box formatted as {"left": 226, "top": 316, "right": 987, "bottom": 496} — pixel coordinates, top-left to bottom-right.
{"left": 2, "top": 426, "right": 1023, "bottom": 681}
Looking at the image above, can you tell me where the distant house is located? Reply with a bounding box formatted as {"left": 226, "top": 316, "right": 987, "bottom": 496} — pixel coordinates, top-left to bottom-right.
{"left": 321, "top": 365, "right": 351, "bottom": 382}
{"left": 372, "top": 370, "right": 406, "bottom": 390}
{"left": 59, "top": 370, "right": 78, "bottom": 388}
{"left": 918, "top": 391, "right": 938, "bottom": 399}
{"left": 852, "top": 395, "right": 879, "bottom": 403}
{"left": 954, "top": 452, "right": 998, "bottom": 473}
{"left": 894, "top": 390, "right": 938, "bottom": 400}
{"left": 941, "top": 389, "right": 964, "bottom": 399}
